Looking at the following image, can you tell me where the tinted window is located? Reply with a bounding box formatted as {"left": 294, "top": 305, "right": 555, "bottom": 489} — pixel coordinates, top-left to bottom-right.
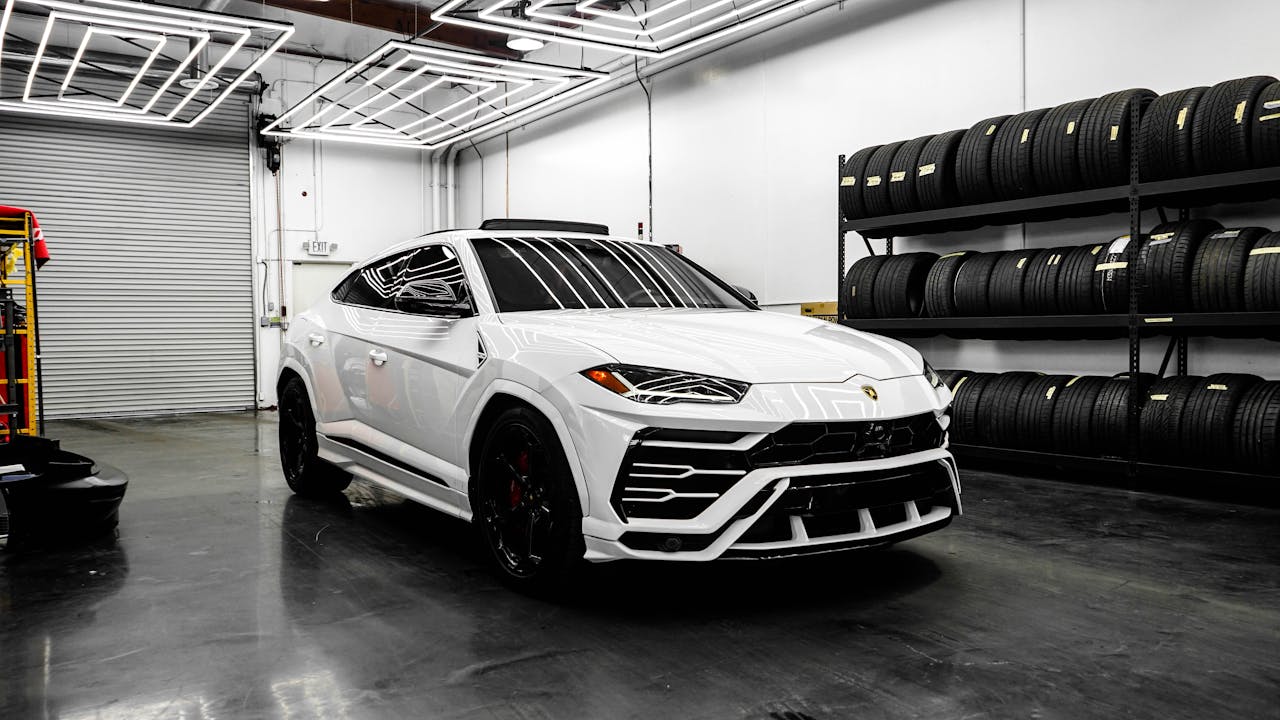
{"left": 471, "top": 237, "right": 748, "bottom": 313}
{"left": 331, "top": 248, "right": 415, "bottom": 310}
{"left": 401, "top": 244, "right": 468, "bottom": 312}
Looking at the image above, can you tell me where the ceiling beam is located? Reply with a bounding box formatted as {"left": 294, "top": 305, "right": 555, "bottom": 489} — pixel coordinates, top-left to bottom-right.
{"left": 259, "top": 0, "right": 516, "bottom": 58}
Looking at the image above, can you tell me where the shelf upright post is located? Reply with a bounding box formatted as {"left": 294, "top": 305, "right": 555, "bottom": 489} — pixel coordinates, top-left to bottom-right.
{"left": 1125, "top": 100, "right": 1144, "bottom": 479}
{"left": 886, "top": 237, "right": 894, "bottom": 255}
{"left": 838, "top": 154, "right": 846, "bottom": 295}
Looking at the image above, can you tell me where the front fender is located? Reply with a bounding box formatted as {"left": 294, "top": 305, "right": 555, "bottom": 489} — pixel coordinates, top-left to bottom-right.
{"left": 463, "top": 378, "right": 591, "bottom": 517}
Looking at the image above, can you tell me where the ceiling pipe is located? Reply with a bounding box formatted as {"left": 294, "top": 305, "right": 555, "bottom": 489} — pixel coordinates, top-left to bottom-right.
{"left": 432, "top": 0, "right": 845, "bottom": 227}
{"left": 445, "top": 143, "right": 462, "bottom": 229}
{"left": 430, "top": 150, "right": 444, "bottom": 231}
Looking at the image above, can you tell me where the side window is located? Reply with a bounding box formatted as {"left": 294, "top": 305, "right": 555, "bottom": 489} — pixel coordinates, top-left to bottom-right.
{"left": 331, "top": 249, "right": 415, "bottom": 310}
{"left": 400, "top": 244, "right": 469, "bottom": 313}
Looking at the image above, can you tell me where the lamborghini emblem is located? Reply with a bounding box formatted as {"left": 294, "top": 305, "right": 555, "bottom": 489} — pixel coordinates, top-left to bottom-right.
{"left": 861, "top": 385, "right": 878, "bottom": 401}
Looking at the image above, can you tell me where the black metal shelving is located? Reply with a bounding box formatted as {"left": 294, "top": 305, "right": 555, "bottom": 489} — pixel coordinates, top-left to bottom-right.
{"left": 951, "top": 444, "right": 1280, "bottom": 507}
{"left": 840, "top": 311, "right": 1280, "bottom": 339}
{"left": 836, "top": 108, "right": 1280, "bottom": 492}
{"left": 841, "top": 165, "right": 1280, "bottom": 240}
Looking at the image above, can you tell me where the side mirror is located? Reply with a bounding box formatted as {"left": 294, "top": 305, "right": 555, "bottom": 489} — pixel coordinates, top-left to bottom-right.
{"left": 730, "top": 284, "right": 758, "bottom": 304}
{"left": 395, "top": 279, "right": 473, "bottom": 318}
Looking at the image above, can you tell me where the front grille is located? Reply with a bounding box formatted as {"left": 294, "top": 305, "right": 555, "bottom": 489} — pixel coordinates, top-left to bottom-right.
{"left": 738, "top": 463, "right": 954, "bottom": 543}
{"left": 747, "top": 414, "right": 944, "bottom": 467}
{"left": 612, "top": 413, "right": 945, "bottom": 521}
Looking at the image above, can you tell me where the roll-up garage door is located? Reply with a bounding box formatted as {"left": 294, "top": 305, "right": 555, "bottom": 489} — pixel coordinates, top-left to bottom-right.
{"left": 0, "top": 98, "right": 255, "bottom": 418}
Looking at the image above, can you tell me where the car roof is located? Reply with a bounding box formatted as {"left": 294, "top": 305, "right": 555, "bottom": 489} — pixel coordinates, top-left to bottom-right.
{"left": 363, "top": 229, "right": 659, "bottom": 265}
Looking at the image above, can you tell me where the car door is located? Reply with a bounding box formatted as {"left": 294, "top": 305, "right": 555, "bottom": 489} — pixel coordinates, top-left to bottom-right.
{"left": 364, "top": 243, "right": 479, "bottom": 469}
{"left": 324, "top": 248, "right": 416, "bottom": 433}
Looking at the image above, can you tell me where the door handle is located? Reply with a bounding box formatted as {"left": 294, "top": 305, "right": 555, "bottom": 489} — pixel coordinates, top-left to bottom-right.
{"left": 368, "top": 349, "right": 388, "bottom": 367}
{"left": 307, "top": 333, "right": 325, "bottom": 347}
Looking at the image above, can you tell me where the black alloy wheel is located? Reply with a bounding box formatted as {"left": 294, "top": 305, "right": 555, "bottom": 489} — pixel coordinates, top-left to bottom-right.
{"left": 279, "top": 376, "right": 352, "bottom": 496}
{"left": 475, "top": 407, "right": 583, "bottom": 591}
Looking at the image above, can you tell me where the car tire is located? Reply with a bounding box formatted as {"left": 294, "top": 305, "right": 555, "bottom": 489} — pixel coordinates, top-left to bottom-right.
{"left": 873, "top": 252, "right": 939, "bottom": 317}
{"left": 841, "top": 255, "right": 890, "bottom": 318}
{"left": 955, "top": 116, "right": 1010, "bottom": 204}
{"left": 1232, "top": 381, "right": 1280, "bottom": 472}
{"left": 924, "top": 250, "right": 976, "bottom": 317}
{"left": 1244, "top": 231, "right": 1280, "bottom": 311}
{"left": 278, "top": 376, "right": 353, "bottom": 497}
{"left": 1056, "top": 242, "right": 1107, "bottom": 315}
{"left": 916, "top": 129, "right": 967, "bottom": 210}
{"left": 1138, "top": 375, "right": 1204, "bottom": 463}
{"left": 954, "top": 251, "right": 1004, "bottom": 316}
{"left": 1192, "top": 75, "right": 1277, "bottom": 174}
{"left": 1022, "top": 246, "right": 1072, "bottom": 315}
{"left": 1033, "top": 99, "right": 1095, "bottom": 194}
{"left": 1090, "top": 372, "right": 1157, "bottom": 458}
{"left": 1179, "top": 373, "right": 1264, "bottom": 469}
{"left": 951, "top": 372, "right": 997, "bottom": 445}
{"left": 1137, "top": 219, "right": 1222, "bottom": 313}
{"left": 888, "top": 135, "right": 935, "bottom": 214}
{"left": 1078, "top": 88, "right": 1156, "bottom": 187}
{"left": 862, "top": 141, "right": 906, "bottom": 218}
{"left": 474, "top": 406, "right": 584, "bottom": 594}
{"left": 1015, "top": 374, "right": 1072, "bottom": 451}
{"left": 978, "top": 371, "right": 1040, "bottom": 448}
{"left": 987, "top": 249, "right": 1038, "bottom": 316}
{"left": 1050, "top": 375, "right": 1109, "bottom": 455}
{"left": 1252, "top": 81, "right": 1280, "bottom": 168}
{"left": 1098, "top": 234, "right": 1138, "bottom": 314}
{"left": 991, "top": 108, "right": 1049, "bottom": 199}
{"left": 1190, "top": 227, "right": 1268, "bottom": 312}
{"left": 1139, "top": 87, "right": 1207, "bottom": 181}
{"left": 840, "top": 146, "right": 881, "bottom": 221}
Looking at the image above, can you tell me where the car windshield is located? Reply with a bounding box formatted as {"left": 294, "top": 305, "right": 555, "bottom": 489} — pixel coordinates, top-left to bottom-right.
{"left": 471, "top": 236, "right": 750, "bottom": 312}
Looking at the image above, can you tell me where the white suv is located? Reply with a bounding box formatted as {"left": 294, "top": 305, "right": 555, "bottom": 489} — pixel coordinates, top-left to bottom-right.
{"left": 278, "top": 220, "right": 959, "bottom": 592}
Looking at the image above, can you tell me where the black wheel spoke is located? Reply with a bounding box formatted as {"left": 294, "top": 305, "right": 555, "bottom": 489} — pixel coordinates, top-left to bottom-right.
{"left": 478, "top": 420, "right": 557, "bottom": 578}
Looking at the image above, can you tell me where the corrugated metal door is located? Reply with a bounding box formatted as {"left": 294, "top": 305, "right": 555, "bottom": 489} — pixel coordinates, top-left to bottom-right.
{"left": 0, "top": 99, "right": 255, "bottom": 418}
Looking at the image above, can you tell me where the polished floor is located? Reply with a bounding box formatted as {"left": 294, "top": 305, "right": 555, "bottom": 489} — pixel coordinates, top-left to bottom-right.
{"left": 1, "top": 412, "right": 1277, "bottom": 720}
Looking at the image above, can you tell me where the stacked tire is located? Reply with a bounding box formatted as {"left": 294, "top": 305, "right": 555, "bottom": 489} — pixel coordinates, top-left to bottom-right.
{"left": 841, "top": 219, "right": 1279, "bottom": 319}
{"left": 841, "top": 75, "right": 1280, "bottom": 222}
{"left": 940, "top": 369, "right": 1279, "bottom": 472}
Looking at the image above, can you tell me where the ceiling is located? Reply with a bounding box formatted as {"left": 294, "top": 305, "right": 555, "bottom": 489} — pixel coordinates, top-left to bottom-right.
{"left": 214, "top": 0, "right": 516, "bottom": 62}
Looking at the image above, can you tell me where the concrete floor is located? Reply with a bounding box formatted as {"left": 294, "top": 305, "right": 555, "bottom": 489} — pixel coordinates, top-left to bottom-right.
{"left": 1, "top": 412, "right": 1277, "bottom": 720}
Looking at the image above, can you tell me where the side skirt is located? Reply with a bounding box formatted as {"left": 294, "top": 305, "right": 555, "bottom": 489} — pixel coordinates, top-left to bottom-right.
{"left": 317, "top": 434, "right": 472, "bottom": 521}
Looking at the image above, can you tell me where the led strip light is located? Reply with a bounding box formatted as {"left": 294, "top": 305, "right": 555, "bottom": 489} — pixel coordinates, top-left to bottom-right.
{"left": 0, "top": 0, "right": 292, "bottom": 126}
{"left": 261, "top": 41, "right": 608, "bottom": 149}
{"left": 431, "top": 0, "right": 821, "bottom": 58}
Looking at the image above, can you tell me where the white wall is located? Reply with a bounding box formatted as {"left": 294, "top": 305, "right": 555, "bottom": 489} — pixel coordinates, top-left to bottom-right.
{"left": 251, "top": 54, "right": 433, "bottom": 406}
{"left": 457, "top": 0, "right": 1280, "bottom": 379}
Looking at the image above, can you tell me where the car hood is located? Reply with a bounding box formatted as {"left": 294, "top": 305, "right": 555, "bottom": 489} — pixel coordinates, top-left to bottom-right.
{"left": 496, "top": 309, "right": 924, "bottom": 384}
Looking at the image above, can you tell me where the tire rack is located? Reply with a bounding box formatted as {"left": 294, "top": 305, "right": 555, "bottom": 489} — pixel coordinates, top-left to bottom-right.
{"left": 0, "top": 212, "right": 42, "bottom": 439}
{"left": 836, "top": 104, "right": 1280, "bottom": 501}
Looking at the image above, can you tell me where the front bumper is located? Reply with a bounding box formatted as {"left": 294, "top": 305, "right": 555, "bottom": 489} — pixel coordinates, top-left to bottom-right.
{"left": 570, "top": 374, "right": 958, "bottom": 562}
{"left": 582, "top": 450, "right": 958, "bottom": 561}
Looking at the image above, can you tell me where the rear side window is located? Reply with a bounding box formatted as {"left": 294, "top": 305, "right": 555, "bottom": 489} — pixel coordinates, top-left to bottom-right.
{"left": 331, "top": 249, "right": 415, "bottom": 310}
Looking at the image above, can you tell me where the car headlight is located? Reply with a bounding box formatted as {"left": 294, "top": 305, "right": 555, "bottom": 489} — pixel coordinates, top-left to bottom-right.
{"left": 923, "top": 359, "right": 943, "bottom": 389}
{"left": 581, "top": 364, "right": 750, "bottom": 405}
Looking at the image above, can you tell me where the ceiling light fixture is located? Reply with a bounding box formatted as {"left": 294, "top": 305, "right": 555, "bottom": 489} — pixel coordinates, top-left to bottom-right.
{"left": 261, "top": 41, "right": 607, "bottom": 149}
{"left": 431, "top": 0, "right": 821, "bottom": 58}
{"left": 505, "top": 36, "right": 544, "bottom": 52}
{"left": 0, "top": 0, "right": 292, "bottom": 126}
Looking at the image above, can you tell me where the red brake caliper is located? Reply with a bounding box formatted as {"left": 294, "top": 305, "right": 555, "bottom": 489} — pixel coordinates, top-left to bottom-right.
{"left": 510, "top": 449, "right": 530, "bottom": 508}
